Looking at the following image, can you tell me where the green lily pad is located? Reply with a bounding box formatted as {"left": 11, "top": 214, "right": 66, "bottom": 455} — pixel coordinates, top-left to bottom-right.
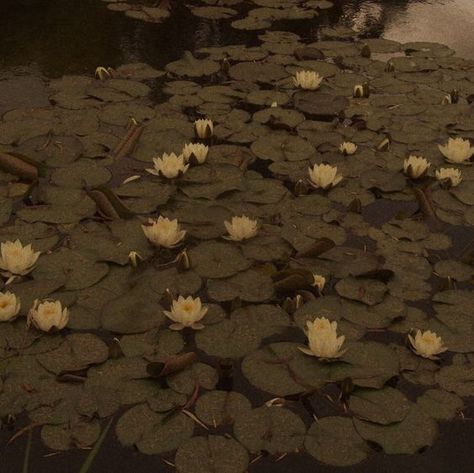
{"left": 354, "top": 406, "right": 438, "bottom": 454}
{"left": 416, "top": 389, "right": 463, "bottom": 420}
{"left": 175, "top": 435, "right": 249, "bottom": 473}
{"left": 116, "top": 404, "right": 194, "bottom": 454}
{"left": 207, "top": 269, "right": 274, "bottom": 302}
{"left": 349, "top": 387, "right": 411, "bottom": 425}
{"left": 305, "top": 417, "right": 370, "bottom": 467}
{"left": 233, "top": 406, "right": 306, "bottom": 454}
{"left": 189, "top": 241, "right": 251, "bottom": 279}
{"left": 195, "top": 391, "right": 252, "bottom": 427}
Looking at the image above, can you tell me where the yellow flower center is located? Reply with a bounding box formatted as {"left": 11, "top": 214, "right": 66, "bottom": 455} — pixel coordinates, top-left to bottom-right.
{"left": 0, "top": 300, "right": 9, "bottom": 309}
{"left": 183, "top": 303, "right": 194, "bottom": 312}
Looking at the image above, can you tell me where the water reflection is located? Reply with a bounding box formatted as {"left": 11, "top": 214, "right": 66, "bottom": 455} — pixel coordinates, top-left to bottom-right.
{"left": 0, "top": 0, "right": 473, "bottom": 79}
{"left": 338, "top": 0, "right": 474, "bottom": 58}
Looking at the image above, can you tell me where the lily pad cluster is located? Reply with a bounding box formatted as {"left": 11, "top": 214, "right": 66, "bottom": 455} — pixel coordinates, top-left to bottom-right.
{"left": 1, "top": 17, "right": 474, "bottom": 472}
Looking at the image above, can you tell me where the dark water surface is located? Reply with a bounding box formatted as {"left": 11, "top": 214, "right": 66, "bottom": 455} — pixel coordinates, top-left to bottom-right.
{"left": 1, "top": 1, "right": 474, "bottom": 472}
{"left": 1, "top": 0, "right": 474, "bottom": 79}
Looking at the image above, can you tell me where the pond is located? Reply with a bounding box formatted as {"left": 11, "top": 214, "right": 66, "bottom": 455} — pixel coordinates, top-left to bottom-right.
{"left": 1, "top": 1, "right": 474, "bottom": 473}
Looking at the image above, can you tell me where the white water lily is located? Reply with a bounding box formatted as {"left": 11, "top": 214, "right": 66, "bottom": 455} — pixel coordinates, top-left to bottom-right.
{"left": 403, "top": 155, "right": 430, "bottom": 179}
{"left": 0, "top": 240, "right": 40, "bottom": 277}
{"left": 28, "top": 299, "right": 69, "bottom": 332}
{"left": 435, "top": 167, "right": 462, "bottom": 187}
{"left": 339, "top": 142, "right": 357, "bottom": 155}
{"left": 293, "top": 70, "right": 323, "bottom": 90}
{"left": 438, "top": 137, "right": 474, "bottom": 164}
{"left": 271, "top": 101, "right": 278, "bottom": 108}
{"left": 194, "top": 119, "right": 214, "bottom": 139}
{"left": 142, "top": 216, "right": 186, "bottom": 248}
{"left": 308, "top": 164, "right": 343, "bottom": 190}
{"left": 0, "top": 291, "right": 21, "bottom": 322}
{"left": 312, "top": 274, "right": 326, "bottom": 292}
{"left": 182, "top": 143, "right": 209, "bottom": 164}
{"left": 408, "top": 329, "right": 447, "bottom": 360}
{"left": 164, "top": 295, "right": 208, "bottom": 330}
{"left": 299, "top": 317, "right": 346, "bottom": 359}
{"left": 146, "top": 152, "right": 189, "bottom": 179}
{"left": 223, "top": 215, "right": 258, "bottom": 241}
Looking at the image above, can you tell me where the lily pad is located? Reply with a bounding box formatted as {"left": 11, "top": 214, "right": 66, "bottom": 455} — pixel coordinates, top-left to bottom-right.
{"left": 305, "top": 417, "right": 370, "bottom": 467}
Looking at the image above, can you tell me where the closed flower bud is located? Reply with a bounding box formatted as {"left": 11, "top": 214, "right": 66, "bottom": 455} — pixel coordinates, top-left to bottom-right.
{"left": 0, "top": 291, "right": 21, "bottom": 322}
{"left": 376, "top": 136, "right": 391, "bottom": 151}
{"left": 223, "top": 215, "right": 258, "bottom": 241}
{"left": 28, "top": 299, "right": 69, "bottom": 332}
{"left": 435, "top": 167, "right": 462, "bottom": 187}
{"left": 95, "top": 66, "right": 111, "bottom": 80}
{"left": 339, "top": 142, "right": 358, "bottom": 155}
{"left": 312, "top": 274, "right": 326, "bottom": 293}
{"left": 299, "top": 317, "right": 346, "bottom": 359}
{"left": 293, "top": 70, "right": 324, "bottom": 90}
{"left": 146, "top": 152, "right": 189, "bottom": 179}
{"left": 142, "top": 216, "right": 186, "bottom": 248}
{"left": 128, "top": 251, "right": 143, "bottom": 268}
{"left": 449, "top": 89, "right": 459, "bottom": 104}
{"left": 385, "top": 62, "right": 395, "bottom": 72}
{"left": 353, "top": 83, "right": 370, "bottom": 98}
{"left": 294, "top": 179, "right": 308, "bottom": 196}
{"left": 308, "top": 164, "right": 343, "bottom": 190}
{"left": 438, "top": 137, "right": 474, "bottom": 164}
{"left": 182, "top": 143, "right": 209, "bottom": 164}
{"left": 408, "top": 329, "right": 447, "bottom": 360}
{"left": 441, "top": 94, "right": 452, "bottom": 105}
{"left": 403, "top": 155, "right": 431, "bottom": 179}
{"left": 176, "top": 248, "right": 190, "bottom": 272}
{"left": 271, "top": 101, "right": 278, "bottom": 108}
{"left": 360, "top": 44, "right": 371, "bottom": 58}
{"left": 194, "top": 119, "right": 214, "bottom": 139}
{"left": 0, "top": 240, "right": 40, "bottom": 277}
{"left": 164, "top": 295, "right": 208, "bottom": 331}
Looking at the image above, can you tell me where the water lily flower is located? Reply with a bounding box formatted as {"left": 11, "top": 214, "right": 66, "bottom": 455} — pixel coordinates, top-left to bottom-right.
{"left": 194, "top": 119, "right": 214, "bottom": 139}
{"left": 312, "top": 274, "right": 326, "bottom": 293}
{"left": 408, "top": 329, "right": 447, "bottom": 360}
{"left": 298, "top": 317, "right": 346, "bottom": 359}
{"left": 142, "top": 216, "right": 186, "bottom": 248}
{"left": 403, "top": 155, "right": 431, "bottom": 179}
{"left": 28, "top": 299, "right": 69, "bottom": 332}
{"left": 146, "top": 152, "right": 189, "bottom": 179}
{"left": 0, "top": 240, "right": 40, "bottom": 277}
{"left": 438, "top": 137, "right": 474, "bottom": 164}
{"left": 271, "top": 101, "right": 278, "bottom": 108}
{"left": 339, "top": 142, "right": 358, "bottom": 155}
{"left": 308, "top": 164, "right": 343, "bottom": 190}
{"left": 223, "top": 215, "right": 258, "bottom": 241}
{"left": 182, "top": 143, "right": 209, "bottom": 164}
{"left": 435, "top": 167, "right": 462, "bottom": 187}
{"left": 0, "top": 291, "right": 21, "bottom": 322}
{"left": 164, "top": 295, "right": 208, "bottom": 330}
{"left": 293, "top": 70, "right": 323, "bottom": 90}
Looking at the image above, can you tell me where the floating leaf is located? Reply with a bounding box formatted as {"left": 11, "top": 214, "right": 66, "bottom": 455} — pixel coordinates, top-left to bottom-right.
{"left": 305, "top": 417, "right": 370, "bottom": 466}
{"left": 175, "top": 435, "right": 249, "bottom": 473}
